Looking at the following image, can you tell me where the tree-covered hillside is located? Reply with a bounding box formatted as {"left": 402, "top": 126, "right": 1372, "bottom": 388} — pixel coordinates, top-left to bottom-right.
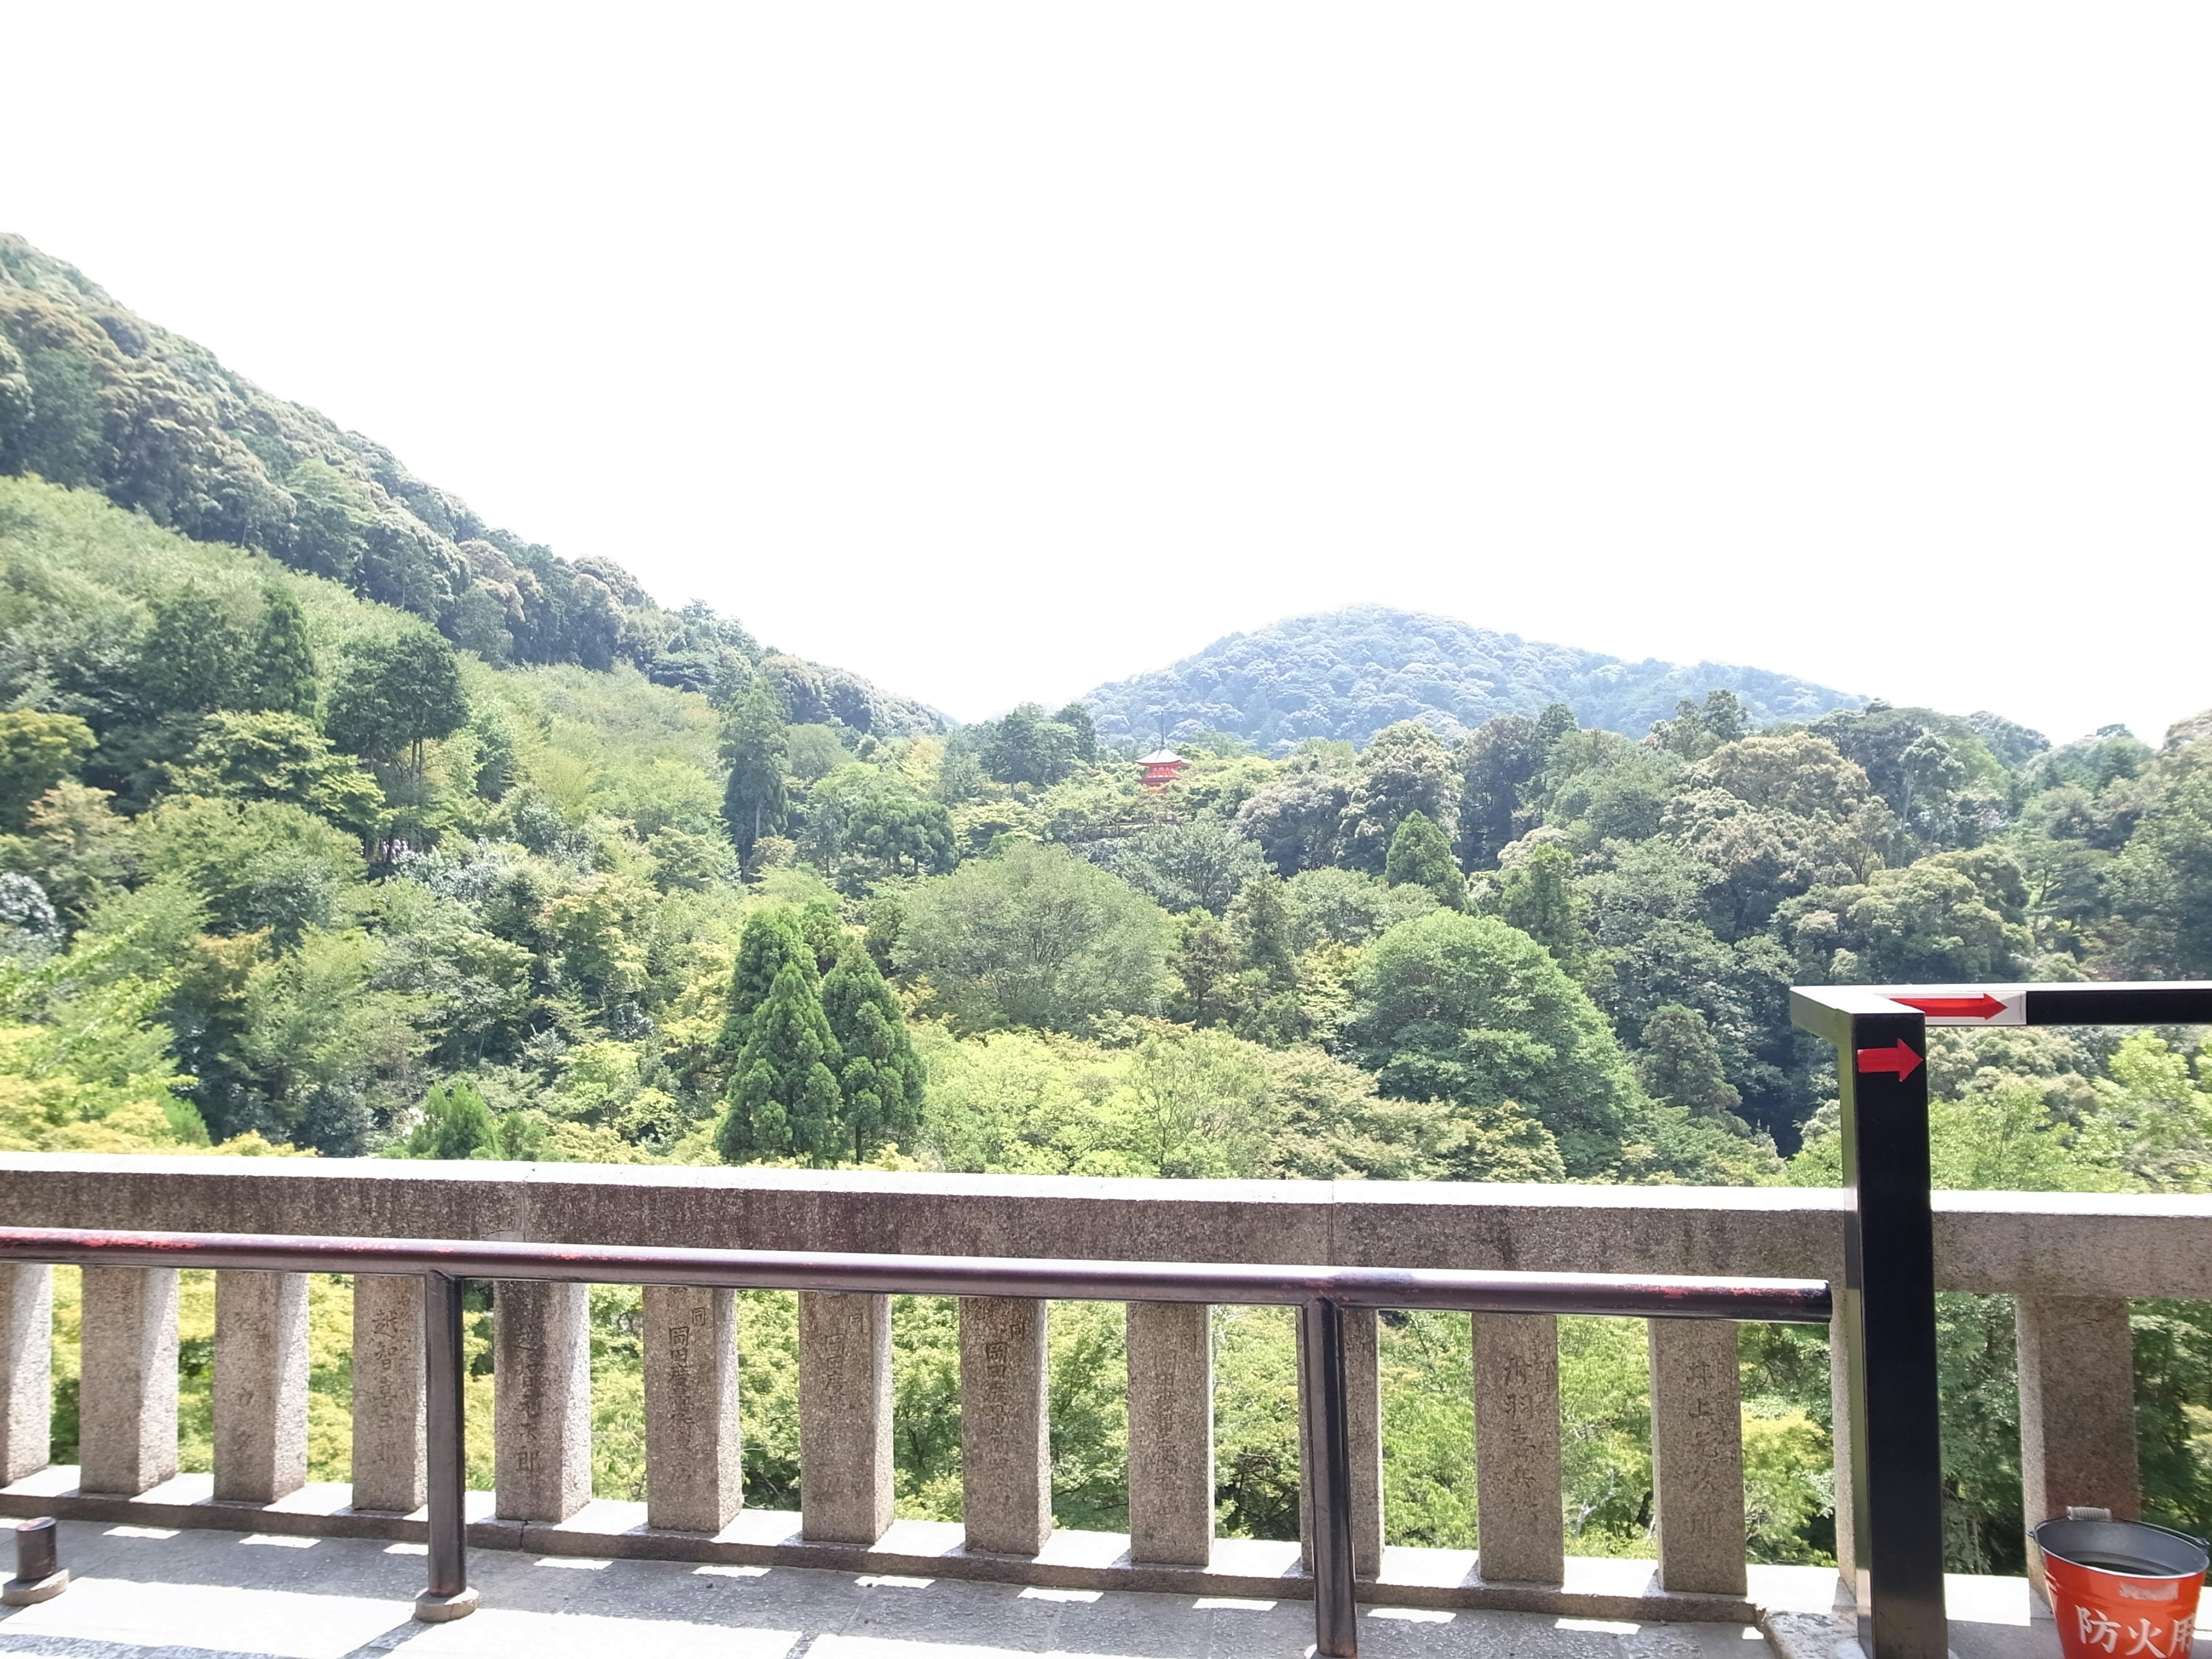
{"left": 13, "top": 472, "right": 2212, "bottom": 1571}
{"left": 1082, "top": 604, "right": 1865, "bottom": 752}
{"left": 11, "top": 228, "right": 2212, "bottom": 1577}
{"left": 0, "top": 234, "right": 937, "bottom": 737}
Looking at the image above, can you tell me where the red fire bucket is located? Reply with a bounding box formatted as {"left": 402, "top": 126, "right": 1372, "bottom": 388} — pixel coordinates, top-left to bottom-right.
{"left": 2035, "top": 1517, "right": 2207, "bottom": 1659}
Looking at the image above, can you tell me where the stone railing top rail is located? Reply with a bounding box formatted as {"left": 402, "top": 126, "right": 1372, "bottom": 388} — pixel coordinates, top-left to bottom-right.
{"left": 0, "top": 1154, "right": 2204, "bottom": 1298}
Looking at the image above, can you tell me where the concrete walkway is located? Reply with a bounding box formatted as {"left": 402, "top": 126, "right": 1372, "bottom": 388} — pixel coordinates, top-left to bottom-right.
{"left": 0, "top": 1521, "right": 2169, "bottom": 1659}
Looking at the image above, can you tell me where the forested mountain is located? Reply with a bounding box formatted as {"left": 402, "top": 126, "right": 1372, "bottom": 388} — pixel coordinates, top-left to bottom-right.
{"left": 1083, "top": 604, "right": 1864, "bottom": 752}
{"left": 0, "top": 234, "right": 937, "bottom": 737}
{"left": 10, "top": 231, "right": 2212, "bottom": 1579}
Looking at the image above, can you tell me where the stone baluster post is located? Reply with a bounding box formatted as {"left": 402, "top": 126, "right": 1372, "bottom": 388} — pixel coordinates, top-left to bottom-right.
{"left": 1298, "top": 1303, "right": 1383, "bottom": 1578}
{"left": 494, "top": 1281, "right": 592, "bottom": 1522}
{"left": 214, "top": 1270, "right": 310, "bottom": 1504}
{"left": 351, "top": 1275, "right": 426, "bottom": 1513}
{"left": 2017, "top": 1296, "right": 2140, "bottom": 1590}
{"left": 1830, "top": 1311, "right": 1858, "bottom": 1601}
{"left": 1471, "top": 1312, "right": 1563, "bottom": 1585}
{"left": 800, "top": 1291, "right": 893, "bottom": 1544}
{"left": 78, "top": 1266, "right": 179, "bottom": 1496}
{"left": 1647, "top": 1318, "right": 1748, "bottom": 1596}
{"left": 959, "top": 1297, "right": 1051, "bottom": 1556}
{"left": 1, "top": 1264, "right": 51, "bottom": 1484}
{"left": 1126, "top": 1301, "right": 1213, "bottom": 1566}
{"left": 645, "top": 1285, "right": 742, "bottom": 1533}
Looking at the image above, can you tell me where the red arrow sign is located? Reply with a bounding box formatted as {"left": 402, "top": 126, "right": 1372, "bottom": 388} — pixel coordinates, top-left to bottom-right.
{"left": 1856, "top": 1040, "right": 1923, "bottom": 1080}
{"left": 1893, "top": 994, "right": 2008, "bottom": 1021}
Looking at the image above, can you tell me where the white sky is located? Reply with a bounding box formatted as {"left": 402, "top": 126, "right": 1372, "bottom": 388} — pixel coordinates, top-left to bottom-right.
{"left": 6, "top": 5, "right": 2207, "bottom": 743}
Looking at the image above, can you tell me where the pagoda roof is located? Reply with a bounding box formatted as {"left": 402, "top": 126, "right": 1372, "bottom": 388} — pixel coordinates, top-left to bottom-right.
{"left": 1137, "top": 748, "right": 1187, "bottom": 766}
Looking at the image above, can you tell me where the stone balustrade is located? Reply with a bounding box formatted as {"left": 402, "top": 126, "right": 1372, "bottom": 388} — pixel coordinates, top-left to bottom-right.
{"left": 0, "top": 1155, "right": 2201, "bottom": 1623}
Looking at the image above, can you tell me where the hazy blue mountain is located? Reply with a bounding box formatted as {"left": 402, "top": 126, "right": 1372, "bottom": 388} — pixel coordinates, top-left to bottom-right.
{"left": 1083, "top": 605, "right": 1865, "bottom": 752}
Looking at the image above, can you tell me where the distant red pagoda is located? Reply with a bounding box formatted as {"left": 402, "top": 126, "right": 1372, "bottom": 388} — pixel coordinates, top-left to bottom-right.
{"left": 1137, "top": 747, "right": 1188, "bottom": 791}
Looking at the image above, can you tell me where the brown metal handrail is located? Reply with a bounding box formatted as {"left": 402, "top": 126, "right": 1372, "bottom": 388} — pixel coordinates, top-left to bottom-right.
{"left": 0, "top": 1225, "right": 1832, "bottom": 1656}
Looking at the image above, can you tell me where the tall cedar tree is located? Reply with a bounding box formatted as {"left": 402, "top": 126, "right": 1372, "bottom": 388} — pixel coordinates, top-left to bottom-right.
{"left": 1228, "top": 874, "right": 1297, "bottom": 978}
{"left": 249, "top": 584, "right": 320, "bottom": 717}
{"left": 722, "top": 907, "right": 816, "bottom": 1060}
{"left": 798, "top": 896, "right": 846, "bottom": 974}
{"left": 401, "top": 1080, "right": 501, "bottom": 1160}
{"left": 719, "top": 678, "right": 790, "bottom": 863}
{"left": 821, "top": 939, "right": 925, "bottom": 1160}
{"left": 719, "top": 958, "right": 844, "bottom": 1163}
{"left": 141, "top": 585, "right": 247, "bottom": 714}
{"left": 1384, "top": 810, "right": 1466, "bottom": 910}
{"left": 1492, "top": 842, "right": 1588, "bottom": 964}
{"left": 1635, "top": 1005, "right": 1745, "bottom": 1122}
{"left": 1168, "top": 911, "right": 1238, "bottom": 1027}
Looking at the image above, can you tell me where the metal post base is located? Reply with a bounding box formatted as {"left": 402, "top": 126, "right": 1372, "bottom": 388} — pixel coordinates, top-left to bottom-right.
{"left": 414, "top": 1585, "right": 479, "bottom": 1623}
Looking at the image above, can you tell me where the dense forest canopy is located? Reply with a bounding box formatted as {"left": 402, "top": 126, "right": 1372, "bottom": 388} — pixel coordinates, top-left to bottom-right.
{"left": 1081, "top": 603, "right": 1868, "bottom": 753}
{"left": 7, "top": 234, "right": 2212, "bottom": 1581}
{"left": 0, "top": 234, "right": 938, "bottom": 739}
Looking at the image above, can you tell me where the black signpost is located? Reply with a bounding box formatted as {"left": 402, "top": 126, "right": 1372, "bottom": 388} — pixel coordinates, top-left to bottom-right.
{"left": 1790, "top": 980, "right": 2212, "bottom": 1659}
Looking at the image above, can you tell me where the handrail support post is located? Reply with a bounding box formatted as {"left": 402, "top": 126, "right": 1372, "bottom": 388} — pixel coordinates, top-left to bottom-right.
{"left": 414, "top": 1271, "right": 475, "bottom": 1623}
{"left": 1299, "top": 1296, "right": 1358, "bottom": 1658}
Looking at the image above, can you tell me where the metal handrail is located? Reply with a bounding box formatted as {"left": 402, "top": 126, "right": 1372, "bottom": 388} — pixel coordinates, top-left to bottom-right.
{"left": 0, "top": 1224, "right": 1832, "bottom": 1657}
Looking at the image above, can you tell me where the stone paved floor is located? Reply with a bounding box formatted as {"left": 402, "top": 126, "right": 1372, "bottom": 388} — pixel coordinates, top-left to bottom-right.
{"left": 0, "top": 1521, "right": 2183, "bottom": 1658}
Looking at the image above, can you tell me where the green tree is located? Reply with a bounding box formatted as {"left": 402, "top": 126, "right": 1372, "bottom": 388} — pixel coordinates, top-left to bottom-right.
{"left": 718, "top": 677, "right": 790, "bottom": 863}
{"left": 398, "top": 1079, "right": 502, "bottom": 1160}
{"left": 1052, "top": 702, "right": 1098, "bottom": 764}
{"left": 1113, "top": 1027, "right": 1283, "bottom": 1179}
{"left": 1650, "top": 689, "right": 1749, "bottom": 759}
{"left": 2109, "top": 752, "right": 2212, "bottom": 975}
{"left": 247, "top": 583, "right": 320, "bottom": 717}
{"left": 1226, "top": 873, "right": 1297, "bottom": 983}
{"left": 801, "top": 764, "right": 955, "bottom": 889}
{"left": 139, "top": 585, "right": 249, "bottom": 715}
{"left": 324, "top": 623, "right": 468, "bottom": 768}
{"left": 168, "top": 711, "right": 384, "bottom": 837}
{"left": 1346, "top": 908, "right": 1640, "bottom": 1176}
{"left": 1789, "top": 852, "right": 2029, "bottom": 984}
{"left": 863, "top": 892, "right": 904, "bottom": 974}
{"left": 798, "top": 895, "right": 846, "bottom": 974}
{"left": 821, "top": 939, "right": 924, "bottom": 1160}
{"left": 136, "top": 795, "right": 366, "bottom": 943}
{"left": 1383, "top": 809, "right": 1465, "bottom": 910}
{"left": 979, "top": 703, "right": 1085, "bottom": 786}
{"left": 1341, "top": 721, "right": 1457, "bottom": 872}
{"left": 0, "top": 711, "right": 94, "bottom": 831}
{"left": 722, "top": 906, "right": 816, "bottom": 1058}
{"left": 1634, "top": 1005, "right": 1744, "bottom": 1123}
{"left": 1232, "top": 766, "right": 1350, "bottom": 876}
{"left": 282, "top": 459, "right": 374, "bottom": 584}
{"left": 896, "top": 839, "right": 1173, "bottom": 1033}
{"left": 1101, "top": 820, "right": 1267, "bottom": 915}
{"left": 1167, "top": 910, "right": 1238, "bottom": 1027}
{"left": 719, "top": 959, "right": 843, "bottom": 1163}
{"left": 1454, "top": 714, "right": 1547, "bottom": 869}
{"left": 1490, "top": 842, "right": 1589, "bottom": 967}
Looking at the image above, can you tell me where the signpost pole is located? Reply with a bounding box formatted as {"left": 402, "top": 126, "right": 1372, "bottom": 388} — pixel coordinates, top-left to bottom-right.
{"left": 1836, "top": 1003, "right": 1947, "bottom": 1658}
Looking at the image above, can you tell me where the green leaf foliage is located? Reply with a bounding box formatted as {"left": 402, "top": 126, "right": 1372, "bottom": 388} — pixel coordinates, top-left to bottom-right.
{"left": 896, "top": 839, "right": 1173, "bottom": 1034}
{"left": 1347, "top": 908, "right": 1640, "bottom": 1177}
{"left": 719, "top": 959, "right": 843, "bottom": 1164}
{"left": 822, "top": 938, "right": 923, "bottom": 1160}
{"left": 1083, "top": 604, "right": 1858, "bottom": 754}
{"left": 1382, "top": 809, "right": 1465, "bottom": 910}
{"left": 0, "top": 711, "right": 93, "bottom": 830}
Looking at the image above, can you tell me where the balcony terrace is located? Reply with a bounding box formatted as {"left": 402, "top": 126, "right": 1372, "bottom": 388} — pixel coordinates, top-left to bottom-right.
{"left": 1, "top": 1154, "right": 2207, "bottom": 1657}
